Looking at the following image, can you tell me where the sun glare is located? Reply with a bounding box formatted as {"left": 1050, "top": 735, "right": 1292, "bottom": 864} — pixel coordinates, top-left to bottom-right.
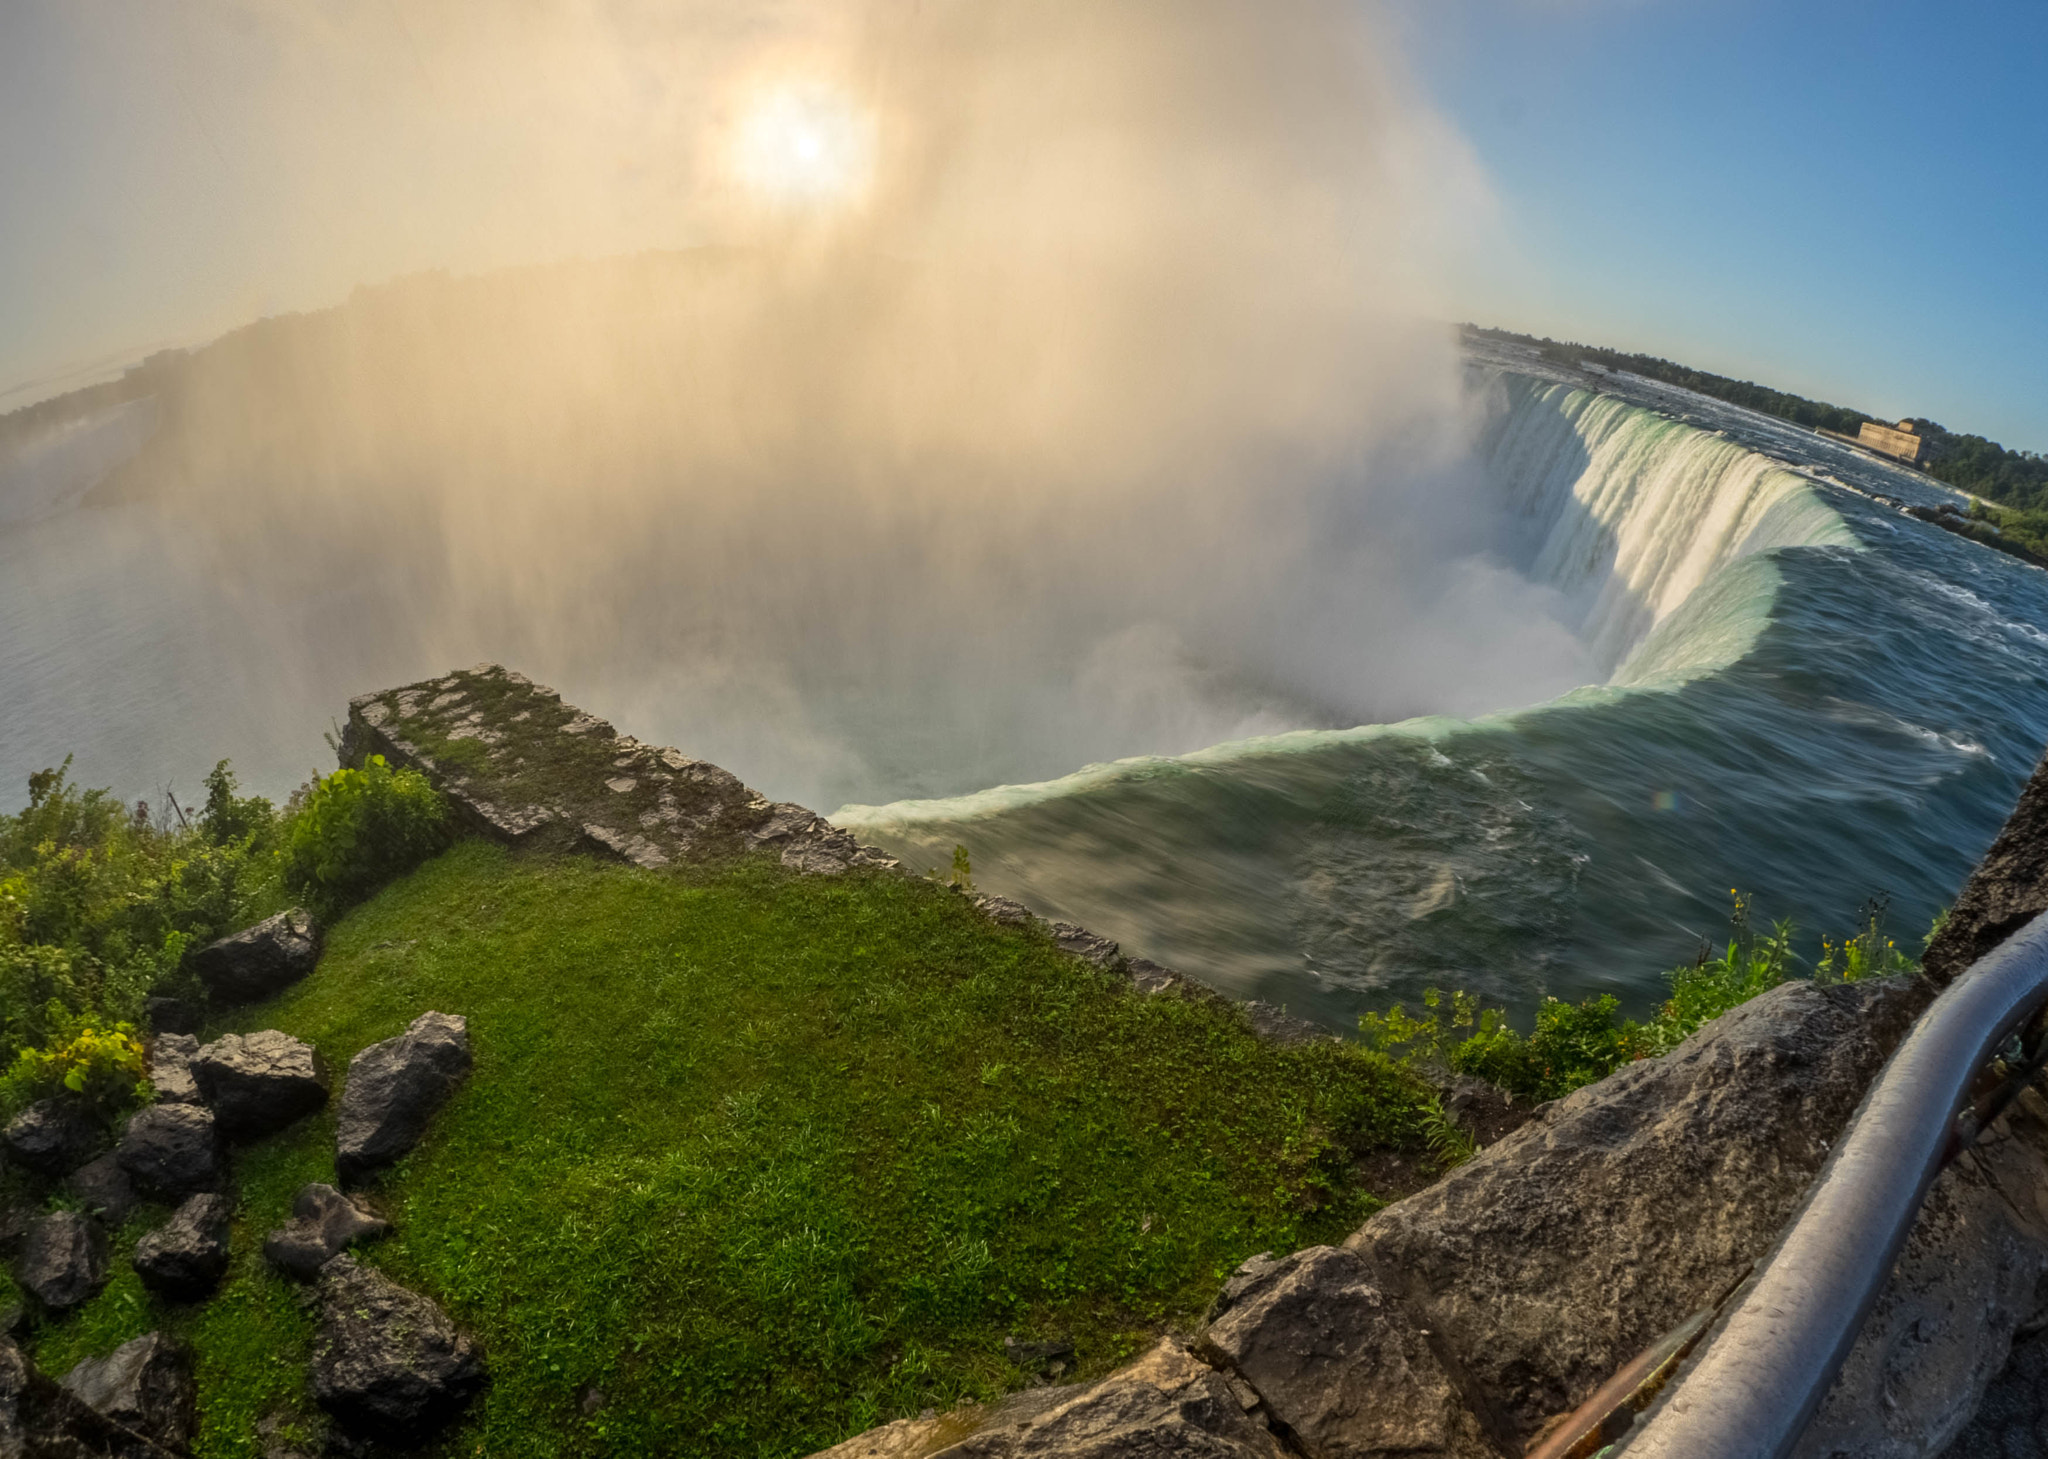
{"left": 732, "top": 87, "right": 876, "bottom": 209}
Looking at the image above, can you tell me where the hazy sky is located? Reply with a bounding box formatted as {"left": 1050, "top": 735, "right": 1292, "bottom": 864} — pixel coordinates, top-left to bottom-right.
{"left": 2, "top": 0, "right": 2042, "bottom": 447}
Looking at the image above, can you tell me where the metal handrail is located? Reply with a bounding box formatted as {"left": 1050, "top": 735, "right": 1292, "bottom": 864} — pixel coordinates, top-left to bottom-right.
{"left": 1616, "top": 910, "right": 2048, "bottom": 1459}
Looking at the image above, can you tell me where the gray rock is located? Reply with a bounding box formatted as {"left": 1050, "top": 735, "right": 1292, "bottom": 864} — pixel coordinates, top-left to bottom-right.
{"left": 17, "top": 1210, "right": 108, "bottom": 1314}
{"left": 1242, "top": 1001, "right": 1329, "bottom": 1045}
{"left": 1200, "top": 1246, "right": 1476, "bottom": 1459}
{"left": 191, "top": 1030, "right": 329, "bottom": 1139}
{"left": 147, "top": 1033, "right": 204, "bottom": 1106}
{"left": 934, "top": 1338, "right": 1286, "bottom": 1458}
{"left": 189, "top": 908, "right": 320, "bottom": 1004}
{"left": 116, "top": 1104, "right": 224, "bottom": 1198}
{"left": 310, "top": 1254, "right": 483, "bottom": 1439}
{"left": 0, "top": 1205, "right": 29, "bottom": 1255}
{"left": 144, "top": 997, "right": 202, "bottom": 1036}
{"left": 1939, "top": 1322, "right": 2048, "bottom": 1459}
{"left": 1049, "top": 923, "right": 1120, "bottom": 967}
{"left": 3, "top": 1098, "right": 100, "bottom": 1177}
{"left": 5, "top": 1334, "right": 191, "bottom": 1459}
{"left": 62, "top": 1333, "right": 195, "bottom": 1450}
{"left": 972, "top": 894, "right": 1040, "bottom": 929}
{"left": 66, "top": 1154, "right": 138, "bottom": 1226}
{"left": 1922, "top": 746, "right": 2048, "bottom": 985}
{"left": 132, "top": 1193, "right": 234, "bottom": 1301}
{"left": 335, "top": 1013, "right": 471, "bottom": 1184}
{"left": 263, "top": 1184, "right": 390, "bottom": 1282}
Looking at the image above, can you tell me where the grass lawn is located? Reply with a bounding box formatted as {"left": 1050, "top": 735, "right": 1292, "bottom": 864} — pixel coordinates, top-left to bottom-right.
{"left": 22, "top": 840, "right": 1430, "bottom": 1457}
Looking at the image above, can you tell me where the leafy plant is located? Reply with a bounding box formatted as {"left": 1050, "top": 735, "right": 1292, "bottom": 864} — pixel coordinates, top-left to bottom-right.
{"left": 284, "top": 755, "right": 450, "bottom": 913}
{"left": 3, "top": 1022, "right": 149, "bottom": 1119}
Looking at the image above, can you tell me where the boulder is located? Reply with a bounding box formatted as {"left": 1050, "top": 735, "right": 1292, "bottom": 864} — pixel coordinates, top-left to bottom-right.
{"left": 146, "top": 1033, "right": 204, "bottom": 1106}
{"left": 189, "top": 908, "right": 320, "bottom": 1005}
{"left": 310, "top": 1254, "right": 483, "bottom": 1439}
{"left": 116, "top": 1105, "right": 224, "bottom": 1198}
{"left": 66, "top": 1153, "right": 138, "bottom": 1226}
{"left": 3, "top": 1098, "right": 100, "bottom": 1177}
{"left": 191, "top": 1030, "right": 329, "bottom": 1139}
{"left": 132, "top": 1193, "right": 234, "bottom": 1301}
{"left": 62, "top": 1333, "right": 195, "bottom": 1451}
{"left": 263, "top": 1184, "right": 390, "bottom": 1282}
{"left": 144, "top": 997, "right": 202, "bottom": 1036}
{"left": 17, "top": 1210, "right": 108, "bottom": 1314}
{"left": 4, "top": 1334, "right": 189, "bottom": 1459}
{"left": 335, "top": 1013, "right": 471, "bottom": 1184}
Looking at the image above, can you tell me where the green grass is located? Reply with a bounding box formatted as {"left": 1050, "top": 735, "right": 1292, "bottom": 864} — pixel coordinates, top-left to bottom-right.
{"left": 23, "top": 840, "right": 1427, "bottom": 1457}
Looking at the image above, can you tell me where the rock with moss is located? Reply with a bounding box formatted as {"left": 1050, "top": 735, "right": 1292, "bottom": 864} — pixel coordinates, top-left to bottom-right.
{"left": 133, "top": 1194, "right": 233, "bottom": 1301}
{"left": 191, "top": 1030, "right": 329, "bottom": 1139}
{"left": 265, "top": 1184, "right": 391, "bottom": 1281}
{"left": 335, "top": 1012, "right": 471, "bottom": 1184}
{"left": 310, "top": 1254, "right": 483, "bottom": 1440}
{"left": 17, "top": 1210, "right": 108, "bottom": 1315}
{"left": 190, "top": 907, "right": 321, "bottom": 1005}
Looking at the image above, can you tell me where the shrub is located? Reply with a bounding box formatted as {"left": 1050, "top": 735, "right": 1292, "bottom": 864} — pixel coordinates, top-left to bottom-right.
{"left": 285, "top": 755, "right": 450, "bottom": 912}
{"left": 2, "top": 1022, "right": 149, "bottom": 1121}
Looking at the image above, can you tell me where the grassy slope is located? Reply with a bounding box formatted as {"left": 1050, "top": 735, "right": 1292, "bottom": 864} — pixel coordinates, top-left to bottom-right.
{"left": 26, "top": 840, "right": 1427, "bottom": 1458}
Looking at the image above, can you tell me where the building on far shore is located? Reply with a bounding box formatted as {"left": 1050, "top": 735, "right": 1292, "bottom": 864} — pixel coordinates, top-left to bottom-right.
{"left": 1819, "top": 418, "right": 1935, "bottom": 466}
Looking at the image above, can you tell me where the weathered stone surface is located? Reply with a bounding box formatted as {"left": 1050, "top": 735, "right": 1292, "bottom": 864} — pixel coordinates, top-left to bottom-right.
{"left": 1790, "top": 1085, "right": 2048, "bottom": 1458}
{"left": 147, "top": 1033, "right": 204, "bottom": 1106}
{"left": 808, "top": 1388, "right": 1086, "bottom": 1459}
{"left": 133, "top": 1194, "right": 234, "bottom": 1301}
{"left": 1049, "top": 923, "right": 1119, "bottom": 967}
{"left": 189, "top": 907, "right": 320, "bottom": 1004}
{"left": 264, "top": 1184, "right": 390, "bottom": 1282}
{"left": 1241, "top": 1002, "right": 1329, "bottom": 1046}
{"left": 144, "top": 996, "right": 202, "bottom": 1036}
{"left": 1200, "top": 1246, "right": 1475, "bottom": 1459}
{"left": 2, "top": 1334, "right": 184, "bottom": 1459}
{"left": 1939, "top": 1322, "right": 2048, "bottom": 1459}
{"left": 17, "top": 1210, "right": 108, "bottom": 1314}
{"left": 3, "top": 1098, "right": 100, "bottom": 1176}
{"left": 116, "top": 1104, "right": 224, "bottom": 1198}
{"left": 933, "top": 1339, "right": 1287, "bottom": 1458}
{"left": 1924, "top": 751, "right": 2048, "bottom": 985}
{"left": 1332, "top": 976, "right": 1930, "bottom": 1455}
{"left": 972, "top": 894, "right": 1041, "bottom": 929}
{"left": 311, "top": 1254, "right": 483, "bottom": 1439}
{"left": 66, "top": 1153, "right": 138, "bottom": 1226}
{"left": 335, "top": 1012, "right": 470, "bottom": 1184}
{"left": 191, "top": 1030, "right": 329, "bottom": 1139}
{"left": 1438, "top": 1076, "right": 1535, "bottom": 1149}
{"left": 62, "top": 1333, "right": 196, "bottom": 1451}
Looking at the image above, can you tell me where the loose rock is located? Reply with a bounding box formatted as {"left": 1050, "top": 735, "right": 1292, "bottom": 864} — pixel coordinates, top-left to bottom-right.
{"left": 192, "top": 1030, "right": 329, "bottom": 1139}
{"left": 189, "top": 908, "right": 320, "bottom": 1004}
{"left": 17, "top": 1210, "right": 108, "bottom": 1314}
{"left": 144, "top": 997, "right": 202, "bottom": 1036}
{"left": 65, "top": 1154, "right": 138, "bottom": 1227}
{"left": 1049, "top": 922, "right": 1120, "bottom": 967}
{"left": 62, "top": 1333, "right": 196, "bottom": 1451}
{"left": 310, "top": 1254, "right": 483, "bottom": 1439}
{"left": 116, "top": 1105, "right": 224, "bottom": 1198}
{"left": 335, "top": 1013, "right": 471, "bottom": 1184}
{"left": 133, "top": 1194, "right": 234, "bottom": 1301}
{"left": 147, "top": 1033, "right": 204, "bottom": 1106}
{"left": 3, "top": 1098, "right": 100, "bottom": 1177}
{"left": 264, "top": 1184, "right": 390, "bottom": 1282}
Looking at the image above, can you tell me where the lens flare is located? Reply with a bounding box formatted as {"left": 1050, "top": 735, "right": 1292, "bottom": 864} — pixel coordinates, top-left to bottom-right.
{"left": 731, "top": 86, "right": 875, "bottom": 208}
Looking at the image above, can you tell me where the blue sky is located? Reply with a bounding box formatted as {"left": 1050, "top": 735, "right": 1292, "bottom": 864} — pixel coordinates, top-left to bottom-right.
{"left": 2, "top": 1, "right": 2042, "bottom": 448}
{"left": 1405, "top": 0, "right": 2048, "bottom": 447}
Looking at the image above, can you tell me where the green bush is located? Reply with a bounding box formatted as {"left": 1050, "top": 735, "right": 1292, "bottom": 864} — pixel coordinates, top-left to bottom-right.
{"left": 1, "top": 1022, "right": 149, "bottom": 1120}
{"left": 284, "top": 756, "right": 450, "bottom": 913}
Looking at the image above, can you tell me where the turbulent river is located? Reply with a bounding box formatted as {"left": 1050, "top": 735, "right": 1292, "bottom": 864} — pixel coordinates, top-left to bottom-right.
{"left": 7, "top": 337, "right": 2046, "bottom": 1031}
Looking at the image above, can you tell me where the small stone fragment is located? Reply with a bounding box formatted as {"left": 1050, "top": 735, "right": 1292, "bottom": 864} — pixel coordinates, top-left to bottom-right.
{"left": 336, "top": 1013, "right": 471, "bottom": 1184}
{"left": 311, "top": 1254, "right": 483, "bottom": 1439}
{"left": 116, "top": 1105, "right": 224, "bottom": 1198}
{"left": 16, "top": 1211, "right": 108, "bottom": 1314}
{"left": 189, "top": 908, "right": 321, "bottom": 1004}
{"left": 2, "top": 1099, "right": 100, "bottom": 1177}
{"left": 264, "top": 1184, "right": 391, "bottom": 1282}
{"left": 65, "top": 1154, "right": 138, "bottom": 1227}
{"left": 191, "top": 1030, "right": 329, "bottom": 1139}
{"left": 133, "top": 1194, "right": 234, "bottom": 1300}
{"left": 1050, "top": 922, "right": 1121, "bottom": 967}
{"left": 147, "top": 1033, "right": 204, "bottom": 1106}
{"left": 61, "top": 1332, "right": 195, "bottom": 1450}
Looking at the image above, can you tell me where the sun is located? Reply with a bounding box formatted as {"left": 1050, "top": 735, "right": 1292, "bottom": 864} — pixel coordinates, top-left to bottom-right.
{"left": 731, "top": 86, "right": 876, "bottom": 209}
